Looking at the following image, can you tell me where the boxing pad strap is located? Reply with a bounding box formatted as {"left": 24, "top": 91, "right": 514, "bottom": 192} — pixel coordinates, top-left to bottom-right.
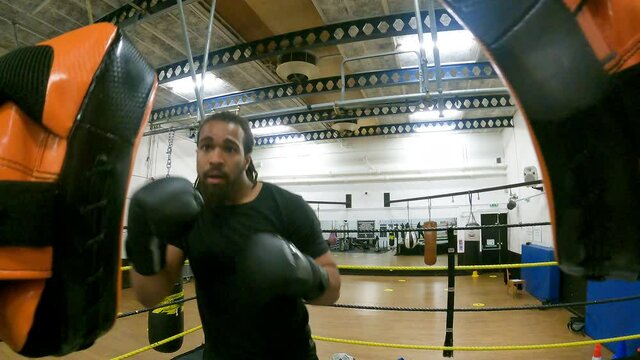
{"left": 0, "top": 45, "right": 53, "bottom": 125}
{"left": 0, "top": 181, "right": 56, "bottom": 247}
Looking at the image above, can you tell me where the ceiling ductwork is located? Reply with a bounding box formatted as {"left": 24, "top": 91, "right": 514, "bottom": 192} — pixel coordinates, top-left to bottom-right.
{"left": 276, "top": 51, "right": 319, "bottom": 83}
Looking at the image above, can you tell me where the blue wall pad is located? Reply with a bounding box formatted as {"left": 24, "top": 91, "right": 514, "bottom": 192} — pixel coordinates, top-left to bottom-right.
{"left": 521, "top": 244, "right": 560, "bottom": 303}
{"left": 586, "top": 279, "right": 640, "bottom": 354}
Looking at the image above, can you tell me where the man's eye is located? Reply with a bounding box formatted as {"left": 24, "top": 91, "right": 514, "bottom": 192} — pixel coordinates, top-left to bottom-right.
{"left": 225, "top": 146, "right": 237, "bottom": 153}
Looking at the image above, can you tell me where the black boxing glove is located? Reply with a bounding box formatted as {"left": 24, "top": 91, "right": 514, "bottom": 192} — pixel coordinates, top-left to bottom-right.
{"left": 238, "top": 233, "right": 329, "bottom": 302}
{"left": 125, "top": 177, "right": 203, "bottom": 275}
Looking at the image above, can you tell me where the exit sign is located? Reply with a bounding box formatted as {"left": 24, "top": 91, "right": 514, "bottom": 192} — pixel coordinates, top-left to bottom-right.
{"left": 490, "top": 203, "right": 499, "bottom": 208}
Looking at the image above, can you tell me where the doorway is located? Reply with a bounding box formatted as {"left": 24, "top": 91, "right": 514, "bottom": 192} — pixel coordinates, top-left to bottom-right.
{"left": 480, "top": 213, "right": 508, "bottom": 265}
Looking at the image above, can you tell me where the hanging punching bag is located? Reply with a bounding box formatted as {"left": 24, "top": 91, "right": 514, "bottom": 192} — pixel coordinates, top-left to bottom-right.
{"left": 407, "top": 227, "right": 416, "bottom": 249}
{"left": 404, "top": 223, "right": 413, "bottom": 249}
{"left": 465, "top": 220, "right": 481, "bottom": 242}
{"left": 148, "top": 282, "right": 185, "bottom": 353}
{"left": 423, "top": 220, "right": 438, "bottom": 265}
{"left": 389, "top": 228, "right": 396, "bottom": 247}
{"left": 328, "top": 231, "right": 338, "bottom": 246}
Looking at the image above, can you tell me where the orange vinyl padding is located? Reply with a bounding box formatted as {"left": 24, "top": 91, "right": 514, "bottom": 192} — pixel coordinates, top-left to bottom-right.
{"left": 39, "top": 23, "right": 117, "bottom": 138}
{"left": 567, "top": 0, "right": 640, "bottom": 72}
{"left": 0, "top": 22, "right": 119, "bottom": 352}
{"left": 0, "top": 280, "right": 46, "bottom": 351}
{"left": 0, "top": 247, "right": 52, "bottom": 280}
{"left": 0, "top": 103, "right": 66, "bottom": 181}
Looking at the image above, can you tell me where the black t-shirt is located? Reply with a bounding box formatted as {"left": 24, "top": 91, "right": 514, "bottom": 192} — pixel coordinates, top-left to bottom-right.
{"left": 172, "top": 182, "right": 328, "bottom": 360}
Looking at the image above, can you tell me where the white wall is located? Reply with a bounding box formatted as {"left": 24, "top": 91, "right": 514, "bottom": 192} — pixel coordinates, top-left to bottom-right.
{"left": 502, "top": 110, "right": 553, "bottom": 253}
{"left": 252, "top": 130, "right": 511, "bottom": 229}
{"left": 127, "top": 119, "right": 551, "bottom": 255}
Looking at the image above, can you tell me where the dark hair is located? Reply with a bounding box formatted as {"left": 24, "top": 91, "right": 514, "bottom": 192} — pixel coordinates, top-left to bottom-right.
{"left": 197, "top": 111, "right": 258, "bottom": 185}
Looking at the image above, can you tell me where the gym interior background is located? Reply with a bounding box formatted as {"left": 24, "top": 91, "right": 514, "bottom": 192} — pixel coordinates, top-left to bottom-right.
{"left": 0, "top": 0, "right": 638, "bottom": 359}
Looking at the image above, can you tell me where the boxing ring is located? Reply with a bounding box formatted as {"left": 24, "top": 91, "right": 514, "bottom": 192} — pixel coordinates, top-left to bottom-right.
{"left": 0, "top": 0, "right": 638, "bottom": 358}
{"left": 110, "top": 254, "right": 640, "bottom": 359}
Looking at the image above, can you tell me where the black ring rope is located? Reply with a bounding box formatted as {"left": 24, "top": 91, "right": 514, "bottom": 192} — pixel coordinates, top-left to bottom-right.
{"left": 321, "top": 221, "right": 552, "bottom": 233}
{"left": 329, "top": 294, "right": 640, "bottom": 313}
{"left": 117, "top": 292, "right": 640, "bottom": 320}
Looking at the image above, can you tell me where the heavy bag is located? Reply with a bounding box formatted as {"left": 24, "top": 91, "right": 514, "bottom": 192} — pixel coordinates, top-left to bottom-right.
{"left": 149, "top": 282, "right": 185, "bottom": 353}
{"left": 327, "top": 232, "right": 338, "bottom": 246}
{"left": 465, "top": 221, "right": 481, "bottom": 242}
{"left": 440, "top": 0, "right": 640, "bottom": 279}
{"left": 403, "top": 224, "right": 414, "bottom": 249}
{"left": 397, "top": 225, "right": 404, "bottom": 247}
{"left": 423, "top": 221, "right": 438, "bottom": 265}
{"left": 0, "top": 23, "right": 157, "bottom": 357}
{"left": 407, "top": 230, "right": 416, "bottom": 249}
{"left": 389, "top": 231, "right": 396, "bottom": 247}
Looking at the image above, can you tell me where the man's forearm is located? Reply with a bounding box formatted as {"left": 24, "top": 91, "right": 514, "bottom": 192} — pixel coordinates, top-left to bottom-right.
{"left": 130, "top": 268, "right": 177, "bottom": 307}
{"left": 129, "top": 244, "right": 186, "bottom": 307}
{"left": 308, "top": 265, "right": 341, "bottom": 305}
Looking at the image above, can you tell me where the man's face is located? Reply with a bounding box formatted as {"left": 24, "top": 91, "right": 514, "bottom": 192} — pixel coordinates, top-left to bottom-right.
{"left": 196, "top": 120, "right": 249, "bottom": 206}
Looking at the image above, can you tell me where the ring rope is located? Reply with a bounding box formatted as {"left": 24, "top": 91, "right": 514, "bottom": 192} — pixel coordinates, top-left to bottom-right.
{"left": 109, "top": 325, "right": 203, "bottom": 360}
{"left": 312, "top": 333, "right": 640, "bottom": 351}
{"left": 111, "top": 328, "right": 640, "bottom": 357}
{"left": 329, "top": 293, "right": 640, "bottom": 312}
{"left": 117, "top": 293, "right": 640, "bottom": 323}
{"left": 323, "top": 221, "right": 552, "bottom": 233}
{"left": 121, "top": 261, "right": 558, "bottom": 272}
{"left": 338, "top": 261, "right": 558, "bottom": 271}
{"left": 117, "top": 296, "right": 198, "bottom": 318}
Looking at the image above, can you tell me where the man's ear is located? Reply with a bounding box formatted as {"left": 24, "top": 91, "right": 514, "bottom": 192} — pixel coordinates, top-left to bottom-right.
{"left": 245, "top": 155, "right": 251, "bottom": 170}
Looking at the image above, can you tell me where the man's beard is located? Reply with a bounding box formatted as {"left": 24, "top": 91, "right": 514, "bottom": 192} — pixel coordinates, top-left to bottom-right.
{"left": 198, "top": 179, "right": 232, "bottom": 207}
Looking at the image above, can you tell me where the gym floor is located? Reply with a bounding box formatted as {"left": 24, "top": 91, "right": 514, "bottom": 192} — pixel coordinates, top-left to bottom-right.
{"left": 1, "top": 252, "right": 610, "bottom": 360}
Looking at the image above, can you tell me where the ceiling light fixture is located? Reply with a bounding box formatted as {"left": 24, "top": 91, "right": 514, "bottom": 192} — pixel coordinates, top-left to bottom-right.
{"left": 251, "top": 125, "right": 297, "bottom": 136}
{"left": 414, "top": 122, "right": 457, "bottom": 133}
{"left": 397, "top": 30, "right": 475, "bottom": 55}
{"left": 409, "top": 109, "right": 462, "bottom": 122}
{"left": 163, "top": 72, "right": 234, "bottom": 100}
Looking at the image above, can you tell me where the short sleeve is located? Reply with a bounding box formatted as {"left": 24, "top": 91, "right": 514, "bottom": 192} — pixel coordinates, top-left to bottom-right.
{"left": 166, "top": 237, "right": 185, "bottom": 251}
{"left": 283, "top": 194, "right": 329, "bottom": 259}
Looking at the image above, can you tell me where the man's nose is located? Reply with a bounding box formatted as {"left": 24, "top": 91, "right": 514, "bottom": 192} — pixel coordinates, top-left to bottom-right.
{"left": 208, "top": 148, "right": 224, "bottom": 165}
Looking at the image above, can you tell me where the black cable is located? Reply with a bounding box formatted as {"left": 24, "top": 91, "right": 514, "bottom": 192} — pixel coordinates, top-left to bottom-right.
{"left": 329, "top": 294, "right": 640, "bottom": 313}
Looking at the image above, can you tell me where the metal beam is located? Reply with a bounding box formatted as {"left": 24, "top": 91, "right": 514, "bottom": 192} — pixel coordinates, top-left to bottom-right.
{"left": 96, "top": 0, "right": 198, "bottom": 27}
{"left": 150, "top": 62, "right": 498, "bottom": 123}
{"left": 254, "top": 117, "right": 514, "bottom": 146}
{"left": 155, "top": 9, "right": 464, "bottom": 84}
{"left": 246, "top": 93, "right": 514, "bottom": 130}
{"left": 146, "top": 91, "right": 514, "bottom": 135}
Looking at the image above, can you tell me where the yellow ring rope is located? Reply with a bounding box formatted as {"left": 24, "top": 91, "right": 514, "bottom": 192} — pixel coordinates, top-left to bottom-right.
{"left": 338, "top": 261, "right": 558, "bottom": 271}
{"left": 312, "top": 333, "right": 640, "bottom": 351}
{"left": 110, "top": 325, "right": 640, "bottom": 358}
{"left": 110, "top": 325, "right": 203, "bottom": 360}
{"left": 121, "top": 261, "right": 558, "bottom": 272}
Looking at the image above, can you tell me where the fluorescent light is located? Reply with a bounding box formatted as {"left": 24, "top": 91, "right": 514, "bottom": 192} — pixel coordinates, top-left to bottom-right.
{"left": 251, "top": 125, "right": 297, "bottom": 136}
{"left": 274, "top": 135, "right": 306, "bottom": 144}
{"left": 414, "top": 122, "right": 457, "bottom": 133}
{"left": 409, "top": 109, "right": 462, "bottom": 121}
{"left": 165, "top": 72, "right": 216, "bottom": 93}
{"left": 163, "top": 72, "right": 235, "bottom": 100}
{"left": 397, "top": 30, "right": 475, "bottom": 54}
